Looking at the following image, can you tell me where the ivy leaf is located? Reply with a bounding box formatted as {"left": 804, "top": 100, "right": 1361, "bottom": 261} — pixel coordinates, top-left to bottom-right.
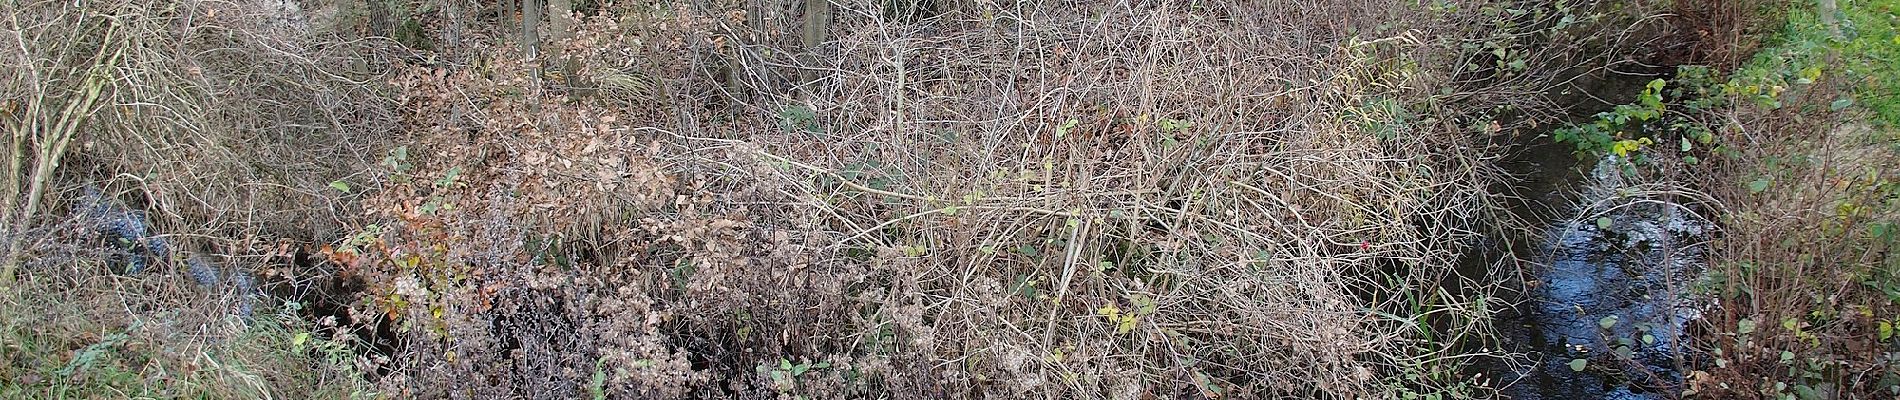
{"left": 1568, "top": 358, "right": 1588, "bottom": 372}
{"left": 1879, "top": 321, "right": 1892, "bottom": 341}
{"left": 1055, "top": 118, "right": 1079, "bottom": 138}
{"left": 1796, "top": 65, "right": 1822, "bottom": 84}
{"left": 435, "top": 167, "right": 462, "bottom": 189}
{"left": 1133, "top": 294, "right": 1158, "bottom": 315}
{"left": 1596, "top": 217, "right": 1613, "bottom": 230}
{"left": 1599, "top": 315, "right": 1619, "bottom": 329}
{"left": 1158, "top": 118, "right": 1192, "bottom": 132}
{"left": 329, "top": 180, "right": 352, "bottom": 193}
{"left": 1830, "top": 98, "right": 1854, "bottom": 111}
{"left": 901, "top": 245, "right": 927, "bottom": 257}
{"left": 1014, "top": 244, "right": 1040, "bottom": 257}
{"left": 1747, "top": 178, "right": 1771, "bottom": 194}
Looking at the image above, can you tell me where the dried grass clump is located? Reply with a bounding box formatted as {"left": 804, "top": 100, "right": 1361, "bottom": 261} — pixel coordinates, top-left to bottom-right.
{"left": 1, "top": 229, "right": 372, "bottom": 398}
{"left": 5, "top": 0, "right": 398, "bottom": 247}
{"left": 1, "top": 0, "right": 396, "bottom": 396}
{"left": 1686, "top": 85, "right": 1900, "bottom": 397}
{"left": 703, "top": 1, "right": 1519, "bottom": 396}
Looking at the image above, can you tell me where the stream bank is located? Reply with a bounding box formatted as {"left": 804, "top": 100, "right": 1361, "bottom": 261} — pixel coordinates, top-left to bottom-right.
{"left": 1479, "top": 64, "right": 1714, "bottom": 398}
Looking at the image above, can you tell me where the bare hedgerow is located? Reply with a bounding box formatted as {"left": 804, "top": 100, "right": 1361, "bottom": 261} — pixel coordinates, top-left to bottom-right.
{"left": 324, "top": 0, "right": 1665, "bottom": 399}
{"left": 691, "top": 0, "right": 1536, "bottom": 397}
{"left": 55, "top": 0, "right": 397, "bottom": 240}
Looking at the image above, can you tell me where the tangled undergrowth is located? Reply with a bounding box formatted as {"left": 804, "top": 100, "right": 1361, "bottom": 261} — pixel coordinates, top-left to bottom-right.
{"left": 1675, "top": 0, "right": 1900, "bottom": 396}
{"left": 9, "top": 0, "right": 1885, "bottom": 398}
{"left": 339, "top": 2, "right": 1558, "bottom": 397}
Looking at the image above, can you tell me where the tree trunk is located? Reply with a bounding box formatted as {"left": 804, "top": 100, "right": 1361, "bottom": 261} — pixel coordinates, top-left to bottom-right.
{"left": 549, "top": 0, "right": 571, "bottom": 39}
{"left": 522, "top": 0, "right": 542, "bottom": 57}
{"left": 797, "top": 0, "right": 831, "bottom": 86}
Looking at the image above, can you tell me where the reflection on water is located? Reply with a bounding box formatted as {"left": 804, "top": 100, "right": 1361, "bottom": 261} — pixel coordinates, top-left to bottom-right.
{"left": 1505, "top": 157, "right": 1708, "bottom": 399}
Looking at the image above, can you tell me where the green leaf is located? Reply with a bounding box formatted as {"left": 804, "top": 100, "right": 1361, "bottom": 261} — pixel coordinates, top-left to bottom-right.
{"left": 590, "top": 358, "right": 608, "bottom": 400}
{"left": 1642, "top": 334, "right": 1656, "bottom": 345}
{"left": 1159, "top": 118, "right": 1193, "bottom": 132}
{"left": 1830, "top": 98, "right": 1854, "bottom": 111}
{"left": 435, "top": 167, "right": 462, "bottom": 188}
{"left": 1116, "top": 315, "right": 1138, "bottom": 334}
{"left": 1599, "top": 315, "right": 1619, "bottom": 329}
{"left": 780, "top": 358, "right": 794, "bottom": 371}
{"left": 1878, "top": 321, "right": 1892, "bottom": 341}
{"left": 1596, "top": 217, "right": 1613, "bottom": 230}
{"left": 1014, "top": 244, "right": 1040, "bottom": 257}
{"left": 1568, "top": 358, "right": 1588, "bottom": 371}
{"left": 1779, "top": 350, "right": 1795, "bottom": 363}
{"left": 778, "top": 105, "right": 819, "bottom": 132}
{"left": 329, "top": 180, "right": 352, "bottom": 193}
{"left": 1133, "top": 294, "right": 1157, "bottom": 315}
{"left": 1738, "top": 318, "right": 1757, "bottom": 335}
{"left": 1680, "top": 137, "right": 1692, "bottom": 152}
{"left": 901, "top": 245, "right": 926, "bottom": 257}
{"left": 1055, "top": 118, "right": 1079, "bottom": 138}
{"left": 1748, "top": 178, "right": 1771, "bottom": 194}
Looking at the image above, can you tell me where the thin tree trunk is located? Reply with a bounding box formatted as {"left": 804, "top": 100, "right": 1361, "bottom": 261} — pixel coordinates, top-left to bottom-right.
{"left": 2, "top": 23, "right": 118, "bottom": 289}
{"left": 2, "top": 102, "right": 30, "bottom": 233}
{"left": 366, "top": 0, "right": 390, "bottom": 37}
{"left": 549, "top": 0, "right": 571, "bottom": 39}
{"left": 522, "top": 0, "right": 541, "bottom": 57}
{"left": 797, "top": 0, "right": 831, "bottom": 86}
{"left": 1818, "top": 0, "right": 1841, "bottom": 38}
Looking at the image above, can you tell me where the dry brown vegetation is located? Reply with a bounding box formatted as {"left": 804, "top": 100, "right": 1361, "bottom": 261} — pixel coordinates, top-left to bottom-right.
{"left": 348, "top": 2, "right": 1523, "bottom": 396}
{"left": 9, "top": 0, "right": 1875, "bottom": 398}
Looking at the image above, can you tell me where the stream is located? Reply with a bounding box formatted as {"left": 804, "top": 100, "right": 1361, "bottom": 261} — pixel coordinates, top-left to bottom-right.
{"left": 1497, "top": 154, "right": 1710, "bottom": 399}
